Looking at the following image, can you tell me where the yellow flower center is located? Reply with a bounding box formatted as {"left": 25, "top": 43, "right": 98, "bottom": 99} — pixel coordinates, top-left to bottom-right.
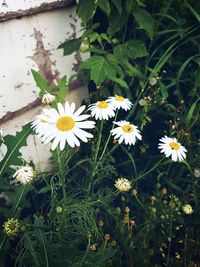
{"left": 122, "top": 124, "right": 134, "bottom": 133}
{"left": 56, "top": 116, "right": 75, "bottom": 131}
{"left": 169, "top": 142, "right": 180, "bottom": 150}
{"left": 8, "top": 222, "right": 17, "bottom": 231}
{"left": 115, "top": 96, "right": 124, "bottom": 101}
{"left": 97, "top": 101, "right": 108, "bottom": 109}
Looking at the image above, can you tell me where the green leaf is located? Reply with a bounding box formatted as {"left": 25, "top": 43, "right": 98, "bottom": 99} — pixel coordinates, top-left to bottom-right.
{"left": 100, "top": 33, "right": 111, "bottom": 43}
{"left": 81, "top": 56, "right": 116, "bottom": 85}
{"left": 105, "top": 54, "right": 123, "bottom": 76}
{"left": 160, "top": 82, "right": 169, "bottom": 99}
{"left": 111, "top": 0, "right": 122, "bottom": 15}
{"left": 76, "top": 0, "right": 96, "bottom": 22}
{"left": 132, "top": 7, "right": 154, "bottom": 38}
{"left": 184, "top": 1, "right": 200, "bottom": 23}
{"left": 185, "top": 99, "right": 200, "bottom": 128}
{"left": 194, "top": 67, "right": 200, "bottom": 89}
{"left": 108, "top": 9, "right": 128, "bottom": 35}
{"left": 126, "top": 0, "right": 133, "bottom": 13}
{"left": 120, "top": 59, "right": 144, "bottom": 78}
{"left": 125, "top": 40, "right": 148, "bottom": 58}
{"left": 0, "top": 124, "right": 32, "bottom": 177}
{"left": 89, "top": 32, "right": 101, "bottom": 43}
{"left": 31, "top": 70, "right": 52, "bottom": 96}
{"left": 113, "top": 44, "right": 126, "bottom": 59}
{"left": 177, "top": 54, "right": 198, "bottom": 81}
{"left": 58, "top": 38, "right": 82, "bottom": 56}
{"left": 55, "top": 76, "right": 69, "bottom": 103}
{"left": 109, "top": 76, "right": 129, "bottom": 89}
{"left": 114, "top": 40, "right": 148, "bottom": 59}
{"left": 97, "top": 0, "right": 110, "bottom": 15}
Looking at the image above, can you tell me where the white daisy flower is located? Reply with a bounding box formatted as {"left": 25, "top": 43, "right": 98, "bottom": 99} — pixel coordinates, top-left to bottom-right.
{"left": 158, "top": 136, "right": 187, "bottom": 162}
{"left": 88, "top": 100, "right": 115, "bottom": 120}
{"left": 32, "top": 102, "right": 95, "bottom": 150}
{"left": 13, "top": 166, "right": 36, "bottom": 185}
{"left": 32, "top": 110, "right": 52, "bottom": 136}
{"left": 110, "top": 121, "right": 142, "bottom": 145}
{"left": 114, "top": 178, "right": 132, "bottom": 192}
{"left": 107, "top": 95, "right": 133, "bottom": 111}
{"left": 42, "top": 91, "right": 55, "bottom": 104}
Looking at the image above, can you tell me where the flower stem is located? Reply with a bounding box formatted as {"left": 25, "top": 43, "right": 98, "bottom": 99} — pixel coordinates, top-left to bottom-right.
{"left": 134, "top": 158, "right": 165, "bottom": 182}
{"left": 99, "top": 110, "right": 118, "bottom": 162}
{"left": 94, "top": 120, "right": 104, "bottom": 162}
{"left": 56, "top": 148, "right": 67, "bottom": 205}
{"left": 12, "top": 186, "right": 26, "bottom": 216}
{"left": 167, "top": 208, "right": 173, "bottom": 266}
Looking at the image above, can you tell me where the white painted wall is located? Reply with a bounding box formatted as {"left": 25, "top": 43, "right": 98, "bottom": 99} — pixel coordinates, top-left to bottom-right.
{"left": 0, "top": 2, "right": 88, "bottom": 170}
{"left": 0, "top": 6, "right": 83, "bottom": 120}
{"left": 0, "top": 0, "right": 67, "bottom": 12}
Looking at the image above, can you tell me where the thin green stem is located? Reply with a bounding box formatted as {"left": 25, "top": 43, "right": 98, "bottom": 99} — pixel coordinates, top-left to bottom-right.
{"left": 87, "top": 120, "right": 104, "bottom": 191}
{"left": 12, "top": 186, "right": 26, "bottom": 216}
{"left": 80, "top": 238, "right": 91, "bottom": 265}
{"left": 0, "top": 236, "right": 6, "bottom": 252}
{"left": 134, "top": 194, "right": 145, "bottom": 210}
{"left": 99, "top": 110, "right": 118, "bottom": 162}
{"left": 56, "top": 148, "right": 67, "bottom": 205}
{"left": 94, "top": 120, "right": 104, "bottom": 162}
{"left": 40, "top": 231, "right": 49, "bottom": 267}
{"left": 120, "top": 146, "right": 137, "bottom": 177}
{"left": 167, "top": 208, "right": 173, "bottom": 266}
{"left": 134, "top": 158, "right": 165, "bottom": 182}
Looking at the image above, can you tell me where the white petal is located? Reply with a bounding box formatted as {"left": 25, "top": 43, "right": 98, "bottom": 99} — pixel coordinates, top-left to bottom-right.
{"left": 60, "top": 137, "right": 66, "bottom": 151}
{"left": 73, "top": 105, "right": 86, "bottom": 117}
{"left": 57, "top": 103, "right": 65, "bottom": 116}
{"left": 76, "top": 121, "right": 95, "bottom": 129}
{"left": 51, "top": 136, "right": 60, "bottom": 150}
{"left": 74, "top": 114, "right": 91, "bottom": 121}
{"left": 171, "top": 150, "right": 178, "bottom": 161}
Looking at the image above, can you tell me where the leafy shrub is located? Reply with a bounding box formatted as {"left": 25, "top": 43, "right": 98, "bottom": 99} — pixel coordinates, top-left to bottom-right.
{"left": 0, "top": 0, "right": 200, "bottom": 266}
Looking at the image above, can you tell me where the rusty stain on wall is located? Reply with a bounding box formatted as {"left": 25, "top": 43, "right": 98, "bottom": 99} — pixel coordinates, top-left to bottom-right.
{"left": 31, "top": 28, "right": 59, "bottom": 84}
{"left": 66, "top": 21, "right": 83, "bottom": 72}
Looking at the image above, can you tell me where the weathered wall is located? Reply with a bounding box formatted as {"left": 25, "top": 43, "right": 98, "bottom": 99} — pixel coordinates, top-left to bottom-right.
{"left": 0, "top": 0, "right": 88, "bottom": 170}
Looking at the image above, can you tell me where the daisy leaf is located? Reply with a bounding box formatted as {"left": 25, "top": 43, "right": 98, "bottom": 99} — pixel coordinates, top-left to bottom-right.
{"left": 0, "top": 123, "right": 32, "bottom": 177}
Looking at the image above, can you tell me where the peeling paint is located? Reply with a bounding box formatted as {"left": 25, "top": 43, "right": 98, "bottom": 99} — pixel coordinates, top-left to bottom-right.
{"left": 0, "top": 7, "right": 84, "bottom": 121}
{"left": 31, "top": 28, "right": 59, "bottom": 84}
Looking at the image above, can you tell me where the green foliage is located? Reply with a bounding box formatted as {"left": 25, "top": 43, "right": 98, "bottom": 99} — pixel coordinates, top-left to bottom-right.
{"left": 0, "top": 123, "right": 32, "bottom": 177}
{"left": 1, "top": 0, "right": 200, "bottom": 266}
{"left": 81, "top": 55, "right": 117, "bottom": 85}
{"left": 55, "top": 75, "right": 69, "bottom": 103}
{"left": 76, "top": 0, "right": 96, "bottom": 22}
{"left": 132, "top": 6, "right": 155, "bottom": 38}
{"left": 31, "top": 70, "right": 52, "bottom": 96}
{"left": 58, "top": 38, "right": 82, "bottom": 56}
{"left": 32, "top": 70, "right": 70, "bottom": 104}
